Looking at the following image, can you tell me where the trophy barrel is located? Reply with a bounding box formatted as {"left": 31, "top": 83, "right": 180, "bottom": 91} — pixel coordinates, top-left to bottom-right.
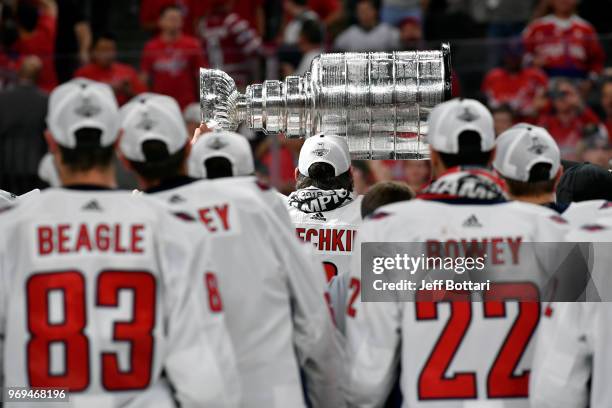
{"left": 304, "top": 45, "right": 451, "bottom": 159}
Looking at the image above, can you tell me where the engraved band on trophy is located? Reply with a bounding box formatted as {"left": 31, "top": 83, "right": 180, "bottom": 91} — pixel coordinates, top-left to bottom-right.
{"left": 200, "top": 43, "right": 452, "bottom": 160}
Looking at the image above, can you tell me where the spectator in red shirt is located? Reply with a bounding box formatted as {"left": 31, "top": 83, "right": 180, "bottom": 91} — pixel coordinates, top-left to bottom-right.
{"left": 13, "top": 0, "right": 58, "bottom": 92}
{"left": 538, "top": 77, "right": 603, "bottom": 159}
{"left": 601, "top": 77, "right": 612, "bottom": 137}
{"left": 482, "top": 41, "right": 548, "bottom": 119}
{"left": 140, "top": 0, "right": 198, "bottom": 34}
{"left": 307, "top": 0, "right": 342, "bottom": 27}
{"left": 523, "top": 0, "right": 605, "bottom": 80}
{"left": 140, "top": 5, "right": 206, "bottom": 109}
{"left": 198, "top": 1, "right": 263, "bottom": 88}
{"left": 74, "top": 33, "right": 147, "bottom": 106}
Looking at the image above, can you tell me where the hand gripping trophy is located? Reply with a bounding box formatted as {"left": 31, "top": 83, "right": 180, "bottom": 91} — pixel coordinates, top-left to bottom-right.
{"left": 199, "top": 44, "right": 452, "bottom": 160}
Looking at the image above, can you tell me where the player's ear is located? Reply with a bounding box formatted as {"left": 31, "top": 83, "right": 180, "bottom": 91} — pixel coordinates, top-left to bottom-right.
{"left": 183, "top": 140, "right": 192, "bottom": 156}
{"left": 429, "top": 149, "right": 444, "bottom": 178}
{"left": 553, "top": 166, "right": 564, "bottom": 188}
{"left": 294, "top": 167, "right": 300, "bottom": 181}
{"left": 114, "top": 133, "right": 134, "bottom": 172}
{"left": 114, "top": 130, "right": 131, "bottom": 171}
{"left": 44, "top": 130, "right": 58, "bottom": 153}
{"left": 487, "top": 147, "right": 496, "bottom": 167}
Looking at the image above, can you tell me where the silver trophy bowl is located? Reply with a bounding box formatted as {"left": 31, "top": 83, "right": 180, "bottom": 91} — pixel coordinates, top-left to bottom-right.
{"left": 200, "top": 44, "right": 452, "bottom": 159}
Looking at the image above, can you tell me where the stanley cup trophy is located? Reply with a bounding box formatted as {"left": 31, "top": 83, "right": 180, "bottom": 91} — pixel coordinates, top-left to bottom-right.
{"left": 200, "top": 44, "right": 452, "bottom": 160}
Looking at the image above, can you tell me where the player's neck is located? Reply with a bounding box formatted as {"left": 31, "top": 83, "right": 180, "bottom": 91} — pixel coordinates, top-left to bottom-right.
{"left": 138, "top": 169, "right": 188, "bottom": 192}
{"left": 60, "top": 167, "right": 117, "bottom": 189}
{"left": 510, "top": 193, "right": 555, "bottom": 206}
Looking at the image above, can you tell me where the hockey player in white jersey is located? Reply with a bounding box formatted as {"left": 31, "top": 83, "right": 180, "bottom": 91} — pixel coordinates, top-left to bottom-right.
{"left": 288, "top": 133, "right": 363, "bottom": 282}
{"left": 0, "top": 80, "right": 240, "bottom": 407}
{"left": 117, "top": 93, "right": 345, "bottom": 408}
{"left": 345, "top": 98, "right": 572, "bottom": 408}
{"left": 493, "top": 124, "right": 566, "bottom": 214}
{"left": 530, "top": 218, "right": 612, "bottom": 408}
{"left": 0, "top": 188, "right": 39, "bottom": 208}
{"left": 187, "top": 128, "right": 291, "bottom": 225}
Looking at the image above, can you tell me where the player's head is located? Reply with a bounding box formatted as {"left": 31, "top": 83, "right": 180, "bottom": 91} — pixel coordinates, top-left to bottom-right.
{"left": 493, "top": 124, "right": 562, "bottom": 204}
{"left": 427, "top": 98, "right": 496, "bottom": 177}
{"left": 361, "top": 181, "right": 414, "bottom": 218}
{"left": 118, "top": 93, "right": 190, "bottom": 188}
{"left": 45, "top": 78, "right": 120, "bottom": 185}
{"left": 295, "top": 133, "right": 353, "bottom": 191}
{"left": 188, "top": 130, "right": 255, "bottom": 179}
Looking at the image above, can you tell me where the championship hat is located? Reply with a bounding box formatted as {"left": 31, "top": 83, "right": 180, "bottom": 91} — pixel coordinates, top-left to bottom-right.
{"left": 183, "top": 102, "right": 200, "bottom": 123}
{"left": 188, "top": 130, "right": 255, "bottom": 178}
{"left": 298, "top": 133, "right": 351, "bottom": 177}
{"left": 494, "top": 124, "right": 561, "bottom": 182}
{"left": 47, "top": 78, "right": 119, "bottom": 147}
{"left": 427, "top": 98, "right": 495, "bottom": 154}
{"left": 119, "top": 93, "right": 189, "bottom": 162}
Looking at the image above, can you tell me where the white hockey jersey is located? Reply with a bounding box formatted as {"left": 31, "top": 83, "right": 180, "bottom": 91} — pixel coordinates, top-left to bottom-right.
{"left": 0, "top": 189, "right": 39, "bottom": 208}
{"left": 0, "top": 186, "right": 240, "bottom": 408}
{"left": 150, "top": 177, "right": 345, "bottom": 408}
{"left": 562, "top": 199, "right": 611, "bottom": 225}
{"left": 529, "top": 210, "right": 612, "bottom": 408}
{"left": 345, "top": 169, "right": 572, "bottom": 408}
{"left": 286, "top": 187, "right": 363, "bottom": 282}
{"left": 530, "top": 301, "right": 612, "bottom": 408}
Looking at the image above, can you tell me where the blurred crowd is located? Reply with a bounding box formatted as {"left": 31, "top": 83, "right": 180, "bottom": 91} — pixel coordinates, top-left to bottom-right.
{"left": 0, "top": 0, "right": 612, "bottom": 195}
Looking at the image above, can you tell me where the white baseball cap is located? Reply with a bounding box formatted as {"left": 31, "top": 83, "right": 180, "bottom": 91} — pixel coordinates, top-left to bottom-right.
{"left": 119, "top": 93, "right": 189, "bottom": 162}
{"left": 298, "top": 133, "right": 351, "bottom": 177}
{"left": 188, "top": 130, "right": 255, "bottom": 178}
{"left": 427, "top": 98, "right": 495, "bottom": 154}
{"left": 38, "top": 153, "right": 61, "bottom": 187}
{"left": 494, "top": 124, "right": 561, "bottom": 182}
{"left": 183, "top": 102, "right": 200, "bottom": 123}
{"left": 47, "top": 78, "right": 119, "bottom": 148}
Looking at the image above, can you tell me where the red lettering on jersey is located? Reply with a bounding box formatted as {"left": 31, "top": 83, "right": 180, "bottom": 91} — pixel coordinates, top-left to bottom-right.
{"left": 36, "top": 223, "right": 147, "bottom": 255}
{"left": 114, "top": 225, "right": 127, "bottom": 253}
{"left": 426, "top": 240, "right": 441, "bottom": 258}
{"left": 346, "top": 230, "right": 354, "bottom": 251}
{"left": 38, "top": 226, "right": 53, "bottom": 255}
{"left": 198, "top": 208, "right": 215, "bottom": 231}
{"left": 96, "top": 224, "right": 110, "bottom": 250}
{"left": 331, "top": 229, "right": 345, "bottom": 251}
{"left": 491, "top": 238, "right": 504, "bottom": 264}
{"left": 131, "top": 225, "right": 145, "bottom": 253}
{"left": 198, "top": 204, "right": 231, "bottom": 232}
{"left": 445, "top": 240, "right": 460, "bottom": 258}
{"left": 295, "top": 228, "right": 357, "bottom": 252}
{"left": 460, "top": 239, "right": 488, "bottom": 259}
{"left": 426, "top": 237, "right": 522, "bottom": 265}
{"left": 296, "top": 228, "right": 306, "bottom": 241}
{"left": 319, "top": 229, "right": 331, "bottom": 251}
{"left": 58, "top": 224, "right": 70, "bottom": 254}
{"left": 305, "top": 228, "right": 317, "bottom": 244}
{"left": 507, "top": 237, "right": 522, "bottom": 265}
{"left": 75, "top": 224, "right": 92, "bottom": 252}
{"left": 214, "top": 204, "right": 230, "bottom": 230}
